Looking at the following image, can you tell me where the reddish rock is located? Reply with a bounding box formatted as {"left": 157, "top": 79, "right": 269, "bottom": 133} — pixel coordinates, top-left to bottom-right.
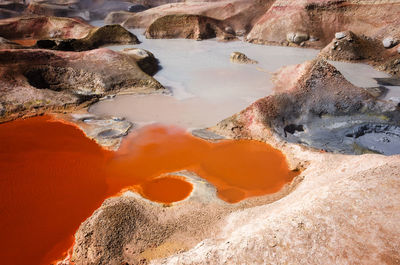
{"left": 0, "top": 16, "right": 93, "bottom": 40}
{"left": 0, "top": 48, "right": 163, "bottom": 123}
{"left": 247, "top": 0, "right": 400, "bottom": 48}
{"left": 0, "top": 16, "right": 139, "bottom": 51}
{"left": 119, "top": 0, "right": 273, "bottom": 36}
{"left": 36, "top": 24, "right": 140, "bottom": 51}
{"left": 319, "top": 30, "right": 400, "bottom": 76}
{"left": 145, "top": 14, "right": 233, "bottom": 41}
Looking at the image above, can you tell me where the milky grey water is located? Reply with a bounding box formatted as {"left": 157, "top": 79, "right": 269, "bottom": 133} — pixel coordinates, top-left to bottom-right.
{"left": 329, "top": 61, "right": 400, "bottom": 102}
{"left": 90, "top": 28, "right": 318, "bottom": 128}
{"left": 89, "top": 22, "right": 399, "bottom": 129}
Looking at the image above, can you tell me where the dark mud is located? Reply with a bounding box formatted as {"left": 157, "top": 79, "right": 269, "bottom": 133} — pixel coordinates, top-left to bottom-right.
{"left": 283, "top": 116, "right": 400, "bottom": 155}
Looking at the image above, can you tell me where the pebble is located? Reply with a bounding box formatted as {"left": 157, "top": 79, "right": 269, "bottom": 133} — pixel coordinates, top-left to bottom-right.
{"left": 335, "top": 32, "right": 347, "bottom": 40}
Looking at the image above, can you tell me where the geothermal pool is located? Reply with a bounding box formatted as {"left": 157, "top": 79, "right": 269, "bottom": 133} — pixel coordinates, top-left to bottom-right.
{"left": 2, "top": 24, "right": 400, "bottom": 265}
{"left": 0, "top": 116, "right": 297, "bottom": 265}
{"left": 90, "top": 28, "right": 319, "bottom": 128}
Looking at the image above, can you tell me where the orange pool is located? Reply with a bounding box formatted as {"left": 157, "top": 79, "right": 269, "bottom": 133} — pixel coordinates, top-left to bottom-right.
{"left": 0, "top": 115, "right": 298, "bottom": 265}
{"left": 137, "top": 176, "right": 194, "bottom": 204}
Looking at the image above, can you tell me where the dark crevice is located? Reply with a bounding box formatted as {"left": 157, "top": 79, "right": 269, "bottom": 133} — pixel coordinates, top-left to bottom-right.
{"left": 24, "top": 69, "right": 51, "bottom": 89}
{"left": 284, "top": 124, "right": 304, "bottom": 137}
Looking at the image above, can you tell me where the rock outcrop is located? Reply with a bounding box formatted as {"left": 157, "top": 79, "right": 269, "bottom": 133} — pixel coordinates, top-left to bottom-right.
{"left": 61, "top": 113, "right": 134, "bottom": 151}
{"left": 0, "top": 16, "right": 140, "bottom": 51}
{"left": 36, "top": 24, "right": 140, "bottom": 51}
{"left": 118, "top": 0, "right": 274, "bottom": 36}
{"left": 0, "top": 16, "right": 93, "bottom": 40}
{"left": 319, "top": 30, "right": 384, "bottom": 61}
{"left": 319, "top": 31, "right": 400, "bottom": 77}
{"left": 230, "top": 51, "right": 258, "bottom": 64}
{"left": 0, "top": 48, "right": 163, "bottom": 123}
{"left": 145, "top": 14, "right": 234, "bottom": 41}
{"left": 247, "top": 0, "right": 400, "bottom": 48}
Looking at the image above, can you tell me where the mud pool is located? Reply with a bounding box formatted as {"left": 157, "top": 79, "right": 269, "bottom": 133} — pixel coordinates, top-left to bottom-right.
{"left": 90, "top": 28, "right": 319, "bottom": 128}
{"left": 0, "top": 116, "right": 297, "bottom": 265}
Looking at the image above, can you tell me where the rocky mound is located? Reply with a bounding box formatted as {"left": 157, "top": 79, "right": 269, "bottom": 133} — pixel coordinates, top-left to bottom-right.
{"left": 319, "top": 30, "right": 400, "bottom": 77}
{"left": 319, "top": 31, "right": 384, "bottom": 61}
{"left": 212, "top": 59, "right": 400, "bottom": 155}
{"left": 0, "top": 48, "right": 163, "bottom": 123}
{"left": 247, "top": 0, "right": 400, "bottom": 48}
{"left": 118, "top": 0, "right": 273, "bottom": 36}
{"left": 145, "top": 14, "right": 234, "bottom": 41}
{"left": 36, "top": 24, "right": 140, "bottom": 51}
{"left": 0, "top": 16, "right": 93, "bottom": 40}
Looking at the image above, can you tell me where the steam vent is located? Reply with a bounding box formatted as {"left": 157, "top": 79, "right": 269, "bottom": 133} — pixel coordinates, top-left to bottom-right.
{"left": 1, "top": 1, "right": 400, "bottom": 264}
